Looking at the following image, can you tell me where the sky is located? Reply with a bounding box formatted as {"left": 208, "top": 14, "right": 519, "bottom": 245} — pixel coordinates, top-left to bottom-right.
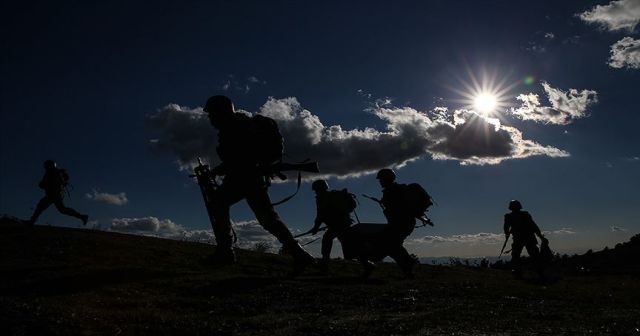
{"left": 1, "top": 0, "right": 639, "bottom": 258}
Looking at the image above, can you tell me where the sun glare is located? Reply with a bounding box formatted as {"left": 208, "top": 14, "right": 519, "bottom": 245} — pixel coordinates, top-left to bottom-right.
{"left": 474, "top": 93, "right": 497, "bottom": 113}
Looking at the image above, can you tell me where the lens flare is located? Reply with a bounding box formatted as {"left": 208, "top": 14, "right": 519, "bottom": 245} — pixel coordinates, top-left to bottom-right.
{"left": 474, "top": 93, "right": 498, "bottom": 113}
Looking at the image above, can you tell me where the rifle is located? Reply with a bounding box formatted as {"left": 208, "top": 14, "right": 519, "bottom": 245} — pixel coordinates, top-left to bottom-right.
{"left": 361, "top": 194, "right": 384, "bottom": 209}
{"left": 499, "top": 234, "right": 510, "bottom": 258}
{"left": 294, "top": 226, "right": 327, "bottom": 238}
{"left": 190, "top": 158, "right": 219, "bottom": 234}
{"left": 363, "top": 194, "right": 434, "bottom": 228}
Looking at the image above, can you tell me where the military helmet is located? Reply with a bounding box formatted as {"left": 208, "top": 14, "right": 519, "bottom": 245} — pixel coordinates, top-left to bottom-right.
{"left": 376, "top": 168, "right": 396, "bottom": 181}
{"left": 508, "top": 200, "right": 522, "bottom": 211}
{"left": 203, "top": 95, "right": 234, "bottom": 114}
{"left": 311, "top": 179, "right": 329, "bottom": 192}
{"left": 43, "top": 160, "right": 57, "bottom": 170}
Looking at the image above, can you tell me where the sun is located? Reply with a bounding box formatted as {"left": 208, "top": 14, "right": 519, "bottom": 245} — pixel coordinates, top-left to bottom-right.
{"left": 446, "top": 66, "right": 520, "bottom": 118}
{"left": 474, "top": 93, "right": 498, "bottom": 113}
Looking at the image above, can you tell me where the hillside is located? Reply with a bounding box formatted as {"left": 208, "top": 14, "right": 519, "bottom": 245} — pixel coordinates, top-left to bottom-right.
{"left": 1, "top": 216, "right": 638, "bottom": 335}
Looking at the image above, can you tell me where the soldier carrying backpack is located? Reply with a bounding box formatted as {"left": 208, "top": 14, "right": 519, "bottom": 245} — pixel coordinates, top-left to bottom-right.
{"left": 309, "top": 179, "right": 357, "bottom": 274}
{"left": 25, "top": 160, "right": 88, "bottom": 226}
{"left": 375, "top": 168, "right": 433, "bottom": 278}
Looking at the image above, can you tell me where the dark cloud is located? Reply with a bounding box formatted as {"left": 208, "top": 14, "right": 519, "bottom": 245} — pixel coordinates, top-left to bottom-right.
{"left": 147, "top": 97, "right": 568, "bottom": 178}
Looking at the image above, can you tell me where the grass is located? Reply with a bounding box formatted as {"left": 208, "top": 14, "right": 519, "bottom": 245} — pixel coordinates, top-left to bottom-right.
{"left": 1, "top": 217, "right": 638, "bottom": 335}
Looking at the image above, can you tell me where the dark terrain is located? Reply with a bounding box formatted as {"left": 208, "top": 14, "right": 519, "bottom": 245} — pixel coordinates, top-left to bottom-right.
{"left": 1, "top": 216, "right": 638, "bottom": 335}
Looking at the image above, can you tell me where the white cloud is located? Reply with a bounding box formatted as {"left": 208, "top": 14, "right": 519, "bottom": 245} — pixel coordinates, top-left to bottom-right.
{"left": 511, "top": 82, "right": 598, "bottom": 125}
{"left": 409, "top": 232, "right": 504, "bottom": 245}
{"left": 611, "top": 225, "right": 627, "bottom": 232}
{"left": 579, "top": 0, "right": 640, "bottom": 32}
{"left": 609, "top": 37, "right": 640, "bottom": 69}
{"left": 544, "top": 32, "right": 555, "bottom": 39}
{"left": 148, "top": 97, "right": 569, "bottom": 178}
{"left": 109, "top": 217, "right": 184, "bottom": 236}
{"left": 543, "top": 228, "right": 577, "bottom": 235}
{"left": 86, "top": 190, "right": 129, "bottom": 206}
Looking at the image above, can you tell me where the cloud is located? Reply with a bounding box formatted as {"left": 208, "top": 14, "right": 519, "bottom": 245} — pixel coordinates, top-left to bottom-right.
{"left": 109, "top": 217, "right": 184, "bottom": 236}
{"left": 611, "top": 225, "right": 627, "bottom": 232}
{"left": 543, "top": 228, "right": 577, "bottom": 235}
{"left": 148, "top": 97, "right": 569, "bottom": 178}
{"left": 544, "top": 32, "right": 555, "bottom": 39}
{"left": 86, "top": 190, "right": 129, "bottom": 206}
{"left": 578, "top": 0, "right": 640, "bottom": 32}
{"left": 409, "top": 232, "right": 504, "bottom": 245}
{"left": 609, "top": 37, "right": 640, "bottom": 69}
{"left": 511, "top": 82, "right": 598, "bottom": 125}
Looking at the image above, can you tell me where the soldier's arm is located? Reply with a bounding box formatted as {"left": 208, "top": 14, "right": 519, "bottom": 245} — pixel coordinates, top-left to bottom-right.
{"left": 503, "top": 214, "right": 511, "bottom": 236}
{"left": 529, "top": 214, "right": 544, "bottom": 239}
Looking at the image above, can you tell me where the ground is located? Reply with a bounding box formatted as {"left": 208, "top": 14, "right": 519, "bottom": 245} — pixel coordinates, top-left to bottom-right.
{"left": 1, "top": 217, "right": 638, "bottom": 335}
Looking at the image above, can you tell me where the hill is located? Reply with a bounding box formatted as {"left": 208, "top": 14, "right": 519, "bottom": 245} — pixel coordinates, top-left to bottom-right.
{"left": 1, "top": 216, "right": 638, "bottom": 335}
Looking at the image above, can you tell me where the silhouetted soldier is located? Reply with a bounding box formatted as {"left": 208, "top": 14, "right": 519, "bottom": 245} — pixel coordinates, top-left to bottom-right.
{"left": 503, "top": 200, "right": 547, "bottom": 278}
{"left": 203, "top": 95, "right": 315, "bottom": 274}
{"left": 310, "top": 179, "right": 356, "bottom": 273}
{"left": 376, "top": 168, "right": 421, "bottom": 277}
{"left": 25, "top": 160, "right": 88, "bottom": 226}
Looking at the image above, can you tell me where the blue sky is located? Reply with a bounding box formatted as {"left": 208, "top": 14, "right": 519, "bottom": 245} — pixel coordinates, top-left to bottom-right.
{"left": 1, "top": 0, "right": 639, "bottom": 257}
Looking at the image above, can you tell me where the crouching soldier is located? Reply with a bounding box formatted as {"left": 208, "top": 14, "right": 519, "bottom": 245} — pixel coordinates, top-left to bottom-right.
{"left": 504, "top": 200, "right": 547, "bottom": 278}
{"left": 25, "top": 160, "right": 88, "bottom": 226}
{"left": 309, "top": 179, "right": 356, "bottom": 274}
{"left": 376, "top": 168, "right": 432, "bottom": 278}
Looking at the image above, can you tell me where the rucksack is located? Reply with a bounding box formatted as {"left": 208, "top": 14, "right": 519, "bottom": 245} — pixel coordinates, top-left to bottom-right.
{"left": 252, "top": 114, "right": 284, "bottom": 165}
{"left": 328, "top": 189, "right": 357, "bottom": 214}
{"left": 404, "top": 183, "right": 433, "bottom": 218}
{"left": 58, "top": 168, "right": 70, "bottom": 187}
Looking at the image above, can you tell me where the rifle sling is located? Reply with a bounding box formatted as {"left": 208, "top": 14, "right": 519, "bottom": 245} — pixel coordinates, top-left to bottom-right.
{"left": 271, "top": 171, "right": 302, "bottom": 206}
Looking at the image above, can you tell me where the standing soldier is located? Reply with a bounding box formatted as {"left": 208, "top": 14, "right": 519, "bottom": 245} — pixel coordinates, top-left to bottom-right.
{"left": 309, "top": 179, "right": 356, "bottom": 274}
{"left": 503, "top": 200, "right": 547, "bottom": 278}
{"left": 203, "top": 95, "right": 315, "bottom": 274}
{"left": 25, "top": 160, "right": 88, "bottom": 226}
{"left": 376, "top": 168, "right": 427, "bottom": 278}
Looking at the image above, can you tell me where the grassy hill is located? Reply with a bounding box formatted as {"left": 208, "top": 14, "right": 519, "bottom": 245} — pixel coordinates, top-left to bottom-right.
{"left": 1, "top": 216, "right": 638, "bottom": 335}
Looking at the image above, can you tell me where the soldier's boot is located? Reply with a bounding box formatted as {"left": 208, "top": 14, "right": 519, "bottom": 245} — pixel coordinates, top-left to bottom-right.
{"left": 318, "top": 258, "right": 330, "bottom": 275}
{"left": 359, "top": 258, "right": 376, "bottom": 279}
{"left": 401, "top": 254, "right": 419, "bottom": 279}
{"left": 208, "top": 248, "right": 237, "bottom": 266}
{"left": 285, "top": 242, "right": 315, "bottom": 277}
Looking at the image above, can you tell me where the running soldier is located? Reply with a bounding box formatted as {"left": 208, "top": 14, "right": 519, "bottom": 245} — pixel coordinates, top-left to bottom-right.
{"left": 25, "top": 160, "right": 88, "bottom": 226}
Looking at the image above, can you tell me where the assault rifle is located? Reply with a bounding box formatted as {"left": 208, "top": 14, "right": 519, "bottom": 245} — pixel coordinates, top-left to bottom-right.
{"left": 499, "top": 234, "right": 510, "bottom": 258}
{"left": 190, "top": 158, "right": 218, "bottom": 230}
{"left": 361, "top": 194, "right": 434, "bottom": 227}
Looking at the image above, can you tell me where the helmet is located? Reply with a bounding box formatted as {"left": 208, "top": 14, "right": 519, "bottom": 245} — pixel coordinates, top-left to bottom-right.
{"left": 203, "top": 95, "right": 234, "bottom": 114}
{"left": 311, "top": 179, "right": 329, "bottom": 192}
{"left": 376, "top": 168, "right": 396, "bottom": 181}
{"left": 508, "top": 200, "right": 522, "bottom": 211}
{"left": 43, "top": 160, "right": 57, "bottom": 170}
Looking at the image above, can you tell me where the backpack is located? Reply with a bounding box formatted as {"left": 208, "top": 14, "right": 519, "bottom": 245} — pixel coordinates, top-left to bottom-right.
{"left": 404, "top": 183, "right": 433, "bottom": 218}
{"left": 252, "top": 115, "right": 284, "bottom": 165}
{"left": 328, "top": 189, "right": 357, "bottom": 214}
{"left": 58, "top": 168, "right": 70, "bottom": 187}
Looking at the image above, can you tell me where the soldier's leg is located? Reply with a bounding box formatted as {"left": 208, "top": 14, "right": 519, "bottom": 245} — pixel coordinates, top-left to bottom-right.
{"left": 28, "top": 197, "right": 53, "bottom": 224}
{"left": 53, "top": 198, "right": 87, "bottom": 224}
{"left": 525, "top": 242, "right": 542, "bottom": 275}
{"left": 246, "top": 187, "right": 314, "bottom": 273}
{"left": 210, "top": 182, "right": 245, "bottom": 253}
{"left": 321, "top": 229, "right": 339, "bottom": 262}
{"left": 511, "top": 242, "right": 525, "bottom": 277}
